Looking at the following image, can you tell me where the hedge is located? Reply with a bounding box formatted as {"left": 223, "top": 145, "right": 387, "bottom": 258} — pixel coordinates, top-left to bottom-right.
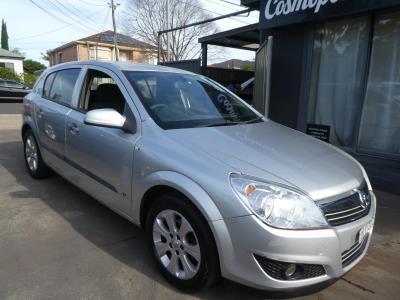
{"left": 0, "top": 67, "right": 38, "bottom": 88}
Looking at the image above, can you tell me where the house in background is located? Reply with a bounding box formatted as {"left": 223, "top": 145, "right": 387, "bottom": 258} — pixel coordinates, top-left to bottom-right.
{"left": 0, "top": 48, "right": 24, "bottom": 75}
{"left": 210, "top": 59, "right": 255, "bottom": 70}
{"left": 47, "top": 31, "right": 157, "bottom": 66}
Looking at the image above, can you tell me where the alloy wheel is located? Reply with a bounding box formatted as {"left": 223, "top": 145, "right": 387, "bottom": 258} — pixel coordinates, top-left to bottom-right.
{"left": 152, "top": 209, "right": 201, "bottom": 280}
{"left": 25, "top": 136, "right": 38, "bottom": 173}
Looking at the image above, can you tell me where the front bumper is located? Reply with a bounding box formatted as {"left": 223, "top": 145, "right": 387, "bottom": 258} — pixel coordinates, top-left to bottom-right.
{"left": 211, "top": 192, "right": 376, "bottom": 291}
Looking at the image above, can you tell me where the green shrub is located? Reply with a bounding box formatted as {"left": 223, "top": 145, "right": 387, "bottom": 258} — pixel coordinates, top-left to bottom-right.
{"left": 240, "top": 65, "right": 255, "bottom": 72}
{"left": 0, "top": 67, "right": 38, "bottom": 87}
{"left": 0, "top": 67, "right": 21, "bottom": 82}
{"left": 23, "top": 73, "right": 37, "bottom": 88}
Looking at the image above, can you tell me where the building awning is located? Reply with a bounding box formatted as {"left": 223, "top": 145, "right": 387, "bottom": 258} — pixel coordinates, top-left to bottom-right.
{"left": 199, "top": 23, "right": 260, "bottom": 51}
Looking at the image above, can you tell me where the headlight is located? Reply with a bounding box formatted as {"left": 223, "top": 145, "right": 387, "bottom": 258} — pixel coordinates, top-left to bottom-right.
{"left": 230, "top": 174, "right": 328, "bottom": 229}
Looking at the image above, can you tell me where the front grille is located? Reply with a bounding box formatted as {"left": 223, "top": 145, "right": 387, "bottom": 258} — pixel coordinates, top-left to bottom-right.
{"left": 342, "top": 234, "right": 369, "bottom": 267}
{"left": 254, "top": 255, "right": 326, "bottom": 281}
{"left": 319, "top": 183, "right": 371, "bottom": 226}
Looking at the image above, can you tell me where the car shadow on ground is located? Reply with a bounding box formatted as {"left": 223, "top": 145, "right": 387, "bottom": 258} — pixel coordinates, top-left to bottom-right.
{"left": 0, "top": 137, "right": 328, "bottom": 299}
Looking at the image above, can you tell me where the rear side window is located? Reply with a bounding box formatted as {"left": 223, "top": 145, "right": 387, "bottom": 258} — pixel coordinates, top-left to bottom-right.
{"left": 48, "top": 69, "right": 81, "bottom": 106}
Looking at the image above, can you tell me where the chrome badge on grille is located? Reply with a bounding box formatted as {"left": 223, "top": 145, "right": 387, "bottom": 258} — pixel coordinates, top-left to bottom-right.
{"left": 353, "top": 189, "right": 369, "bottom": 209}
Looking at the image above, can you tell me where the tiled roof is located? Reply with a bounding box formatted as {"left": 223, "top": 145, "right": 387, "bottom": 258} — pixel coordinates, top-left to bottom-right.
{"left": 78, "top": 30, "right": 156, "bottom": 49}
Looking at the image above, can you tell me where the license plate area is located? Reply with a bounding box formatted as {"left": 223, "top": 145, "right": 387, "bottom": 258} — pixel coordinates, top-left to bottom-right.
{"left": 356, "top": 220, "right": 374, "bottom": 245}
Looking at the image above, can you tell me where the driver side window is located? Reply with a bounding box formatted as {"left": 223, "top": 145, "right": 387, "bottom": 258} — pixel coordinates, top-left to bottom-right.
{"left": 80, "top": 70, "right": 127, "bottom": 115}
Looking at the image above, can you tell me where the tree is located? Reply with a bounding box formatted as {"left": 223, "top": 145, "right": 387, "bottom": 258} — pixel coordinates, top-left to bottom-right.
{"left": 1, "top": 19, "right": 9, "bottom": 50}
{"left": 121, "top": 0, "right": 217, "bottom": 62}
{"left": 22, "top": 73, "right": 37, "bottom": 88}
{"left": 11, "top": 48, "right": 25, "bottom": 56}
{"left": 241, "top": 65, "right": 255, "bottom": 71}
{"left": 41, "top": 51, "right": 50, "bottom": 62}
{"left": 24, "top": 59, "right": 46, "bottom": 74}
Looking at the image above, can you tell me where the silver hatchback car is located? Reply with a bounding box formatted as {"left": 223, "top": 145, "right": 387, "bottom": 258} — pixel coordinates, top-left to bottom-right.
{"left": 22, "top": 61, "right": 376, "bottom": 294}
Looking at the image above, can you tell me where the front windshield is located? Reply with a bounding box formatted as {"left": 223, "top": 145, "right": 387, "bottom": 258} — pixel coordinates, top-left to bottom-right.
{"left": 125, "top": 71, "right": 262, "bottom": 129}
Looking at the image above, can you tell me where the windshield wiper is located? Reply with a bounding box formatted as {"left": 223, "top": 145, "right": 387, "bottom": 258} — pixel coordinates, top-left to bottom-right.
{"left": 204, "top": 121, "right": 240, "bottom": 127}
{"left": 244, "top": 117, "right": 264, "bottom": 124}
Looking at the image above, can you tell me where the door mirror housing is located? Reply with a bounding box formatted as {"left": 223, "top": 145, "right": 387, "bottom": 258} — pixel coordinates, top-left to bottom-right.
{"left": 84, "top": 108, "right": 133, "bottom": 132}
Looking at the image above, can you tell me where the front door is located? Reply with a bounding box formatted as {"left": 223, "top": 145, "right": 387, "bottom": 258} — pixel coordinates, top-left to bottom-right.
{"left": 65, "top": 67, "right": 139, "bottom": 215}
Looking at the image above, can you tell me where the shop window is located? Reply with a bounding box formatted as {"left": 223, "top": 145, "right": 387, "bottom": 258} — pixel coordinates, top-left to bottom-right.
{"left": 308, "top": 17, "right": 369, "bottom": 147}
{"left": 358, "top": 12, "right": 400, "bottom": 155}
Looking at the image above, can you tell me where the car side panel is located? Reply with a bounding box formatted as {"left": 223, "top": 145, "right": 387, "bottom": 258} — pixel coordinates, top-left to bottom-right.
{"left": 35, "top": 97, "right": 70, "bottom": 166}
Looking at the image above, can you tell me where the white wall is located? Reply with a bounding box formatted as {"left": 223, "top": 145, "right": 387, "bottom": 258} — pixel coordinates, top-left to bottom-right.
{"left": 0, "top": 58, "right": 24, "bottom": 75}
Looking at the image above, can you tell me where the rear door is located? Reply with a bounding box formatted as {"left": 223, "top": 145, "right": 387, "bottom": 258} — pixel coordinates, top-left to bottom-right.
{"left": 35, "top": 68, "right": 82, "bottom": 166}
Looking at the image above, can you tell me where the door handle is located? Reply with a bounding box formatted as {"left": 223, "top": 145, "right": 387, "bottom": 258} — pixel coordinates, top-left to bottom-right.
{"left": 67, "top": 123, "right": 80, "bottom": 134}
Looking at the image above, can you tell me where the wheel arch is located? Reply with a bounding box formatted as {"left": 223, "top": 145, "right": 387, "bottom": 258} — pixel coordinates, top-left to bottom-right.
{"left": 21, "top": 123, "right": 32, "bottom": 139}
{"left": 137, "top": 171, "right": 224, "bottom": 228}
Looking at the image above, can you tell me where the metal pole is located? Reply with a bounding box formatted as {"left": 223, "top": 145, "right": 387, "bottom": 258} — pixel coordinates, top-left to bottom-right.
{"left": 201, "top": 43, "right": 207, "bottom": 74}
{"left": 157, "top": 33, "right": 161, "bottom": 64}
{"left": 156, "top": 8, "right": 252, "bottom": 64}
{"left": 111, "top": 0, "right": 119, "bottom": 61}
{"left": 158, "top": 8, "right": 251, "bottom": 35}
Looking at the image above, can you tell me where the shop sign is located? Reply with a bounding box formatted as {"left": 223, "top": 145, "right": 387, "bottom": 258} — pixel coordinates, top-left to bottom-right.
{"left": 306, "top": 124, "right": 330, "bottom": 143}
{"left": 260, "top": 0, "right": 400, "bottom": 29}
{"left": 265, "top": 0, "right": 340, "bottom": 21}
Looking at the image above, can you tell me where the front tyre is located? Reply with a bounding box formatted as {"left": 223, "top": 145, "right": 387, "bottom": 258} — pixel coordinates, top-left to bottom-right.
{"left": 146, "top": 194, "right": 220, "bottom": 292}
{"left": 23, "top": 130, "right": 51, "bottom": 179}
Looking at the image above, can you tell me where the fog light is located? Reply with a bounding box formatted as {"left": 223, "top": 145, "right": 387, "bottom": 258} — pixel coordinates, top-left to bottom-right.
{"left": 285, "top": 264, "right": 297, "bottom": 278}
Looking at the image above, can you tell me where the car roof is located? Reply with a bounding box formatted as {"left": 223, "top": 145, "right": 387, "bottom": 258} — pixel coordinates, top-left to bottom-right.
{"left": 47, "top": 61, "right": 194, "bottom": 75}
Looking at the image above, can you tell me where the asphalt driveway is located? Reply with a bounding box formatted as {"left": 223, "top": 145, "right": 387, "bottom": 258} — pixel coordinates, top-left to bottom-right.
{"left": 0, "top": 114, "right": 399, "bottom": 299}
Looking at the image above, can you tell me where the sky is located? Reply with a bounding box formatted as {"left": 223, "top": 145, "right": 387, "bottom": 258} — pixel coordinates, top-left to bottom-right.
{"left": 0, "top": 0, "right": 259, "bottom": 66}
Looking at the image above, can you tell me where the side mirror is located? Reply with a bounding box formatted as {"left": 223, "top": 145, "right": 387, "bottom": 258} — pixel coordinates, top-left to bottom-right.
{"left": 84, "top": 108, "right": 127, "bottom": 130}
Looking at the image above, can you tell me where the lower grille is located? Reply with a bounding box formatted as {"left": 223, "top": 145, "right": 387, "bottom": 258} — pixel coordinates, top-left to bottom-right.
{"left": 319, "top": 183, "right": 371, "bottom": 226}
{"left": 342, "top": 234, "right": 369, "bottom": 267}
{"left": 254, "top": 255, "right": 326, "bottom": 281}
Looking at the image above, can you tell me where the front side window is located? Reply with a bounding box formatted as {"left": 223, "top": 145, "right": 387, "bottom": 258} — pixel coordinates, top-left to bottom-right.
{"left": 48, "top": 69, "right": 81, "bottom": 106}
{"left": 125, "top": 72, "right": 261, "bottom": 129}
{"left": 80, "top": 69, "right": 126, "bottom": 115}
{"left": 308, "top": 17, "right": 369, "bottom": 147}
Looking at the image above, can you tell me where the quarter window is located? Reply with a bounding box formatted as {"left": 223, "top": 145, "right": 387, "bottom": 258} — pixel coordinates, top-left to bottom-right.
{"left": 43, "top": 72, "right": 56, "bottom": 99}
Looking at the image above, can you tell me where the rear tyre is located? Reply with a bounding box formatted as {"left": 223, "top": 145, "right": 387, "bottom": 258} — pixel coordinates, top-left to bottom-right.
{"left": 23, "top": 129, "right": 51, "bottom": 179}
{"left": 146, "top": 193, "right": 220, "bottom": 292}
